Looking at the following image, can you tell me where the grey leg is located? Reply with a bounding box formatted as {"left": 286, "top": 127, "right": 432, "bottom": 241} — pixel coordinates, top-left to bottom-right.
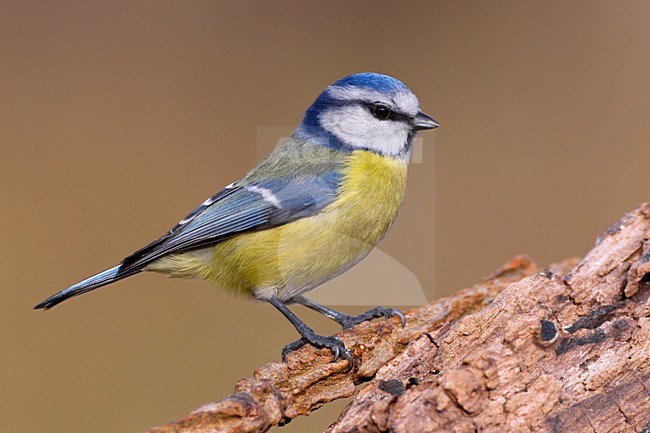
{"left": 268, "top": 296, "right": 353, "bottom": 366}
{"left": 292, "top": 295, "right": 406, "bottom": 330}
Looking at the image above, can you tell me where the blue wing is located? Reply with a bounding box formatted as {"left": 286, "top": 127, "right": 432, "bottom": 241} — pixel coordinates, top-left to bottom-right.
{"left": 119, "top": 171, "right": 341, "bottom": 273}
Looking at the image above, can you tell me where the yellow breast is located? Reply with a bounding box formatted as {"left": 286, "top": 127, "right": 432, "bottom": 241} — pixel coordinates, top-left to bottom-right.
{"left": 152, "top": 150, "right": 409, "bottom": 300}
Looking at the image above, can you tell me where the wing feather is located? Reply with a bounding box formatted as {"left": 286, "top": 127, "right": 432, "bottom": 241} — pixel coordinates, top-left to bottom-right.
{"left": 118, "top": 172, "right": 340, "bottom": 273}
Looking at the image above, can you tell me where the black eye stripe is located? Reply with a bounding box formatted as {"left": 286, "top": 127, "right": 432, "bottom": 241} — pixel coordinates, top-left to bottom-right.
{"left": 325, "top": 98, "right": 412, "bottom": 123}
{"left": 366, "top": 102, "right": 411, "bottom": 122}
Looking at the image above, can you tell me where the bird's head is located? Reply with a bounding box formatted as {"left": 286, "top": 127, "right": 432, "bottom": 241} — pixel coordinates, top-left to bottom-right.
{"left": 295, "top": 72, "right": 438, "bottom": 158}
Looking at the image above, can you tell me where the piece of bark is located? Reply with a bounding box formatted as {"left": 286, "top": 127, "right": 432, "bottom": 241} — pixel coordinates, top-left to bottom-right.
{"left": 145, "top": 203, "right": 650, "bottom": 433}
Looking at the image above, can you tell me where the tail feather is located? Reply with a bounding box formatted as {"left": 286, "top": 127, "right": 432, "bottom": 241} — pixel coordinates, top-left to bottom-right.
{"left": 34, "top": 265, "right": 140, "bottom": 310}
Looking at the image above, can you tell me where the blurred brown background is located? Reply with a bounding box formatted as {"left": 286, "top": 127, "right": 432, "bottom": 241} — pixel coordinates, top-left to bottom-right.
{"left": 2, "top": 1, "right": 649, "bottom": 432}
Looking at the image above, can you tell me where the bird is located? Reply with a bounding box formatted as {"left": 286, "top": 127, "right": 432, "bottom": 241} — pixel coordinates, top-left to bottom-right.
{"left": 34, "top": 72, "right": 438, "bottom": 365}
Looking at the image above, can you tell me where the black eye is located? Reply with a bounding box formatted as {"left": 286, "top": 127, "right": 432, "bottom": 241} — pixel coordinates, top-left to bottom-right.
{"left": 370, "top": 103, "right": 392, "bottom": 121}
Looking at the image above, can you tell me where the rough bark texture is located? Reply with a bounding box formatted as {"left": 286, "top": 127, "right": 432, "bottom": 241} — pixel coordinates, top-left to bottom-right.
{"left": 145, "top": 203, "right": 650, "bottom": 433}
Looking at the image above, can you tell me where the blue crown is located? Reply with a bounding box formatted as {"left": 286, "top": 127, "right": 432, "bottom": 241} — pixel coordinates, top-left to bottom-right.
{"left": 331, "top": 73, "right": 409, "bottom": 94}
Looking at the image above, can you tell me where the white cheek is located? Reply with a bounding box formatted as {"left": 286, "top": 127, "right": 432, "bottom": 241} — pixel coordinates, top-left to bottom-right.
{"left": 319, "top": 106, "right": 409, "bottom": 156}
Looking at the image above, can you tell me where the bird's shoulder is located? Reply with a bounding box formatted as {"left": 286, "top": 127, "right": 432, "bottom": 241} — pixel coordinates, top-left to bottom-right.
{"left": 242, "top": 134, "right": 348, "bottom": 183}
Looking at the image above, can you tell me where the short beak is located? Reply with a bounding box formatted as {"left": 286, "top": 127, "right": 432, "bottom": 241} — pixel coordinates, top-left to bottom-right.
{"left": 413, "top": 111, "right": 439, "bottom": 130}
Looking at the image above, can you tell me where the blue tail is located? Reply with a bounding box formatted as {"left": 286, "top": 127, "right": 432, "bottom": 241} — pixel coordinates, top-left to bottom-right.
{"left": 34, "top": 265, "right": 139, "bottom": 310}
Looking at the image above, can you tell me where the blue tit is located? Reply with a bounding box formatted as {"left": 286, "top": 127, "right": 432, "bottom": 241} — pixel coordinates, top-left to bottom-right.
{"left": 35, "top": 72, "right": 438, "bottom": 364}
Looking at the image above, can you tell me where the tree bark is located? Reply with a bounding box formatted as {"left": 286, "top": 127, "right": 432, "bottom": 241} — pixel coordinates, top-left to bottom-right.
{"left": 145, "top": 203, "right": 650, "bottom": 433}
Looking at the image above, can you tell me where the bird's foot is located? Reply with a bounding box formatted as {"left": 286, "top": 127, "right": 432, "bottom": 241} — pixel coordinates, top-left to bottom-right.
{"left": 281, "top": 338, "right": 307, "bottom": 361}
{"left": 281, "top": 332, "right": 353, "bottom": 367}
{"left": 336, "top": 306, "right": 406, "bottom": 330}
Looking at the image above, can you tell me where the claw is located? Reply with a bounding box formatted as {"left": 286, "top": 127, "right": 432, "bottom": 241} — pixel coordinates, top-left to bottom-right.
{"left": 328, "top": 338, "right": 353, "bottom": 370}
{"left": 281, "top": 338, "right": 307, "bottom": 361}
{"left": 393, "top": 309, "right": 407, "bottom": 327}
{"left": 339, "top": 346, "right": 354, "bottom": 369}
{"left": 281, "top": 333, "right": 353, "bottom": 369}
{"left": 331, "top": 346, "right": 340, "bottom": 362}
